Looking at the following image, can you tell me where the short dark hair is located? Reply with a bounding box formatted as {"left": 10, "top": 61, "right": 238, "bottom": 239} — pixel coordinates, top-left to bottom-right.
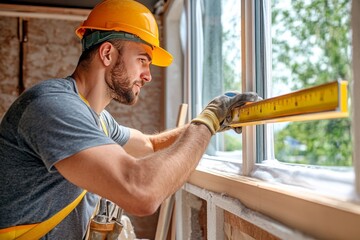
{"left": 77, "top": 30, "right": 101, "bottom": 67}
{"left": 77, "top": 30, "right": 126, "bottom": 68}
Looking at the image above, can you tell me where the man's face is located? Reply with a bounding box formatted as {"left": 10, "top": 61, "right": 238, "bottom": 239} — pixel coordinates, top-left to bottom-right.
{"left": 106, "top": 41, "right": 152, "bottom": 105}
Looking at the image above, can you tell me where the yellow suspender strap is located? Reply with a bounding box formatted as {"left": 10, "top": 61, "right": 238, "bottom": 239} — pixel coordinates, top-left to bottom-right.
{"left": 99, "top": 115, "right": 109, "bottom": 136}
{"left": 79, "top": 93, "right": 109, "bottom": 136}
{"left": 0, "top": 190, "right": 87, "bottom": 240}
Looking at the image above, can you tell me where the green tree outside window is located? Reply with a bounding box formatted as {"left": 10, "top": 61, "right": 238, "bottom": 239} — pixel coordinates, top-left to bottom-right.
{"left": 272, "top": 0, "right": 352, "bottom": 166}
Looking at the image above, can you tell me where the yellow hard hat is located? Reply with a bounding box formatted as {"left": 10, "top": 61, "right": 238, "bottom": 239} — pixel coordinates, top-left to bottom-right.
{"left": 76, "top": 0, "right": 173, "bottom": 67}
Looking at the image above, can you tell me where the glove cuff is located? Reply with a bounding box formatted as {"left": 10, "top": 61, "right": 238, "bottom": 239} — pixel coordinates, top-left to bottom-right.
{"left": 191, "top": 110, "right": 220, "bottom": 135}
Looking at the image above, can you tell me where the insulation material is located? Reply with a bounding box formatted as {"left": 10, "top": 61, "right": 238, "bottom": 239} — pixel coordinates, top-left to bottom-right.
{"left": 252, "top": 160, "right": 357, "bottom": 202}
{"left": 199, "top": 157, "right": 357, "bottom": 202}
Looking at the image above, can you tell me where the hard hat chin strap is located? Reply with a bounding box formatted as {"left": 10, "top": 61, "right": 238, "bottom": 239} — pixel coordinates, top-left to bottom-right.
{"left": 82, "top": 31, "right": 153, "bottom": 51}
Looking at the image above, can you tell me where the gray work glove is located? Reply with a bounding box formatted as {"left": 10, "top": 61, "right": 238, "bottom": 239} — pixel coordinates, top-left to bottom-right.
{"left": 218, "top": 92, "right": 261, "bottom": 134}
{"left": 191, "top": 91, "right": 260, "bottom": 135}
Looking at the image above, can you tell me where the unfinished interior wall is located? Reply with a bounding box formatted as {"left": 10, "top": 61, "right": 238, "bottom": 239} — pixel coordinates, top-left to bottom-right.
{"left": 23, "top": 18, "right": 81, "bottom": 88}
{"left": 177, "top": 183, "right": 312, "bottom": 240}
{"left": 177, "top": 190, "right": 207, "bottom": 240}
{"left": 224, "top": 211, "right": 280, "bottom": 240}
{"left": 0, "top": 16, "right": 19, "bottom": 118}
{"left": 0, "top": 11, "right": 165, "bottom": 239}
{"left": 0, "top": 16, "right": 81, "bottom": 118}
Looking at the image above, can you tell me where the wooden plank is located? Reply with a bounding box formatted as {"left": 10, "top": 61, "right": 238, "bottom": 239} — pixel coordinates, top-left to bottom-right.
{"left": 155, "top": 103, "right": 188, "bottom": 240}
{"left": 0, "top": 4, "right": 90, "bottom": 15}
{"left": 0, "top": 4, "right": 89, "bottom": 20}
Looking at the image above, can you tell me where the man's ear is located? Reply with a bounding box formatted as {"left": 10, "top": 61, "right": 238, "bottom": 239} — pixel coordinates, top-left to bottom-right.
{"left": 98, "top": 42, "right": 114, "bottom": 67}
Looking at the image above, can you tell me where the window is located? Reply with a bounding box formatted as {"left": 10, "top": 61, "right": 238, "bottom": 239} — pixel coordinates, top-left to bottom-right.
{"left": 255, "top": 0, "right": 354, "bottom": 200}
{"left": 271, "top": 0, "right": 352, "bottom": 167}
{"left": 189, "top": 0, "right": 242, "bottom": 159}
{"left": 183, "top": 0, "right": 355, "bottom": 200}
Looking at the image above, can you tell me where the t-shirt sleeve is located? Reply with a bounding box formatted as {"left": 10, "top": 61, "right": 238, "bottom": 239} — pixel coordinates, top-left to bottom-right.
{"left": 100, "top": 110, "right": 130, "bottom": 146}
{"left": 18, "top": 93, "right": 115, "bottom": 172}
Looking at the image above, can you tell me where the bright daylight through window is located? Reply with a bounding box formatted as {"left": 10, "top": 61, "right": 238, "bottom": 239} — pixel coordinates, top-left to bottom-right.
{"left": 271, "top": 0, "right": 352, "bottom": 167}
{"left": 191, "top": 0, "right": 242, "bottom": 160}
{"left": 191, "top": 0, "right": 356, "bottom": 200}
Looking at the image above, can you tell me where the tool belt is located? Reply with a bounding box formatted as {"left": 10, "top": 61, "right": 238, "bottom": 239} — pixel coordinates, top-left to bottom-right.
{"left": 87, "top": 198, "right": 124, "bottom": 240}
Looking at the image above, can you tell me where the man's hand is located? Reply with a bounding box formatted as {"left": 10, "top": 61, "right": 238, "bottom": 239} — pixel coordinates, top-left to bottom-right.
{"left": 191, "top": 92, "right": 260, "bottom": 135}
{"left": 218, "top": 92, "right": 261, "bottom": 133}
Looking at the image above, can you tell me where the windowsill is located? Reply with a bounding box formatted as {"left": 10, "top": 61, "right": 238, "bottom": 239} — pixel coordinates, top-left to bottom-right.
{"left": 189, "top": 158, "right": 360, "bottom": 239}
{"left": 199, "top": 156, "right": 357, "bottom": 202}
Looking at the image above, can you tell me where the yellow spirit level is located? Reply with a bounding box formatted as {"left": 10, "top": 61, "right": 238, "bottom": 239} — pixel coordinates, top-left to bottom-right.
{"left": 229, "top": 80, "right": 348, "bottom": 127}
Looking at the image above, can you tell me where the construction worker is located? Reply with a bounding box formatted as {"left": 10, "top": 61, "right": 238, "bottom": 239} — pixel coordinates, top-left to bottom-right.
{"left": 0, "top": 0, "right": 259, "bottom": 239}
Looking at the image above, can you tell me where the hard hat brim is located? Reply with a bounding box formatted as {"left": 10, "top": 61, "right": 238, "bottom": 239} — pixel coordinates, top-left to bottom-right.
{"left": 152, "top": 46, "right": 173, "bottom": 67}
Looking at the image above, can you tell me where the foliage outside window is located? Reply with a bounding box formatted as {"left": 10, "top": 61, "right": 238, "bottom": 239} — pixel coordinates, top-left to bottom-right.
{"left": 271, "top": 0, "right": 352, "bottom": 166}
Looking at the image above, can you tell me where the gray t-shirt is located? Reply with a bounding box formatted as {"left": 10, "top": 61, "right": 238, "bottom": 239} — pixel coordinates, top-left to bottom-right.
{"left": 0, "top": 77, "right": 130, "bottom": 239}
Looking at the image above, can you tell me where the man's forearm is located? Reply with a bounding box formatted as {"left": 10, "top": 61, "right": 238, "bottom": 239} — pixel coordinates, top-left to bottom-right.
{"left": 148, "top": 124, "right": 189, "bottom": 151}
{"left": 138, "top": 123, "right": 211, "bottom": 204}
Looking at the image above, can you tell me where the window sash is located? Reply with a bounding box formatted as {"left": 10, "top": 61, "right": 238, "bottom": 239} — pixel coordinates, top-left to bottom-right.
{"left": 185, "top": 0, "right": 358, "bottom": 197}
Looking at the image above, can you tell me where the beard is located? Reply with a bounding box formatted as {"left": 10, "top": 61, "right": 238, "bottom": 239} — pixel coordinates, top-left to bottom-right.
{"left": 106, "top": 56, "right": 143, "bottom": 105}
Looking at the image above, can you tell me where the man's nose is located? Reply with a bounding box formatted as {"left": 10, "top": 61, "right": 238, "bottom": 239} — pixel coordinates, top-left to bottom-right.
{"left": 141, "top": 68, "right": 152, "bottom": 82}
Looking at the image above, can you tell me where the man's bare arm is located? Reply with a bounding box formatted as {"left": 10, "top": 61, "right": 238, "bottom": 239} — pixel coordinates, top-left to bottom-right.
{"left": 122, "top": 124, "right": 189, "bottom": 157}
{"left": 55, "top": 123, "right": 210, "bottom": 216}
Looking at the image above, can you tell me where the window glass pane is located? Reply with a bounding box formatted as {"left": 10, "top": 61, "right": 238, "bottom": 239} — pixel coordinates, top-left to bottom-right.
{"left": 271, "top": 0, "right": 352, "bottom": 166}
{"left": 192, "top": 0, "right": 241, "bottom": 158}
